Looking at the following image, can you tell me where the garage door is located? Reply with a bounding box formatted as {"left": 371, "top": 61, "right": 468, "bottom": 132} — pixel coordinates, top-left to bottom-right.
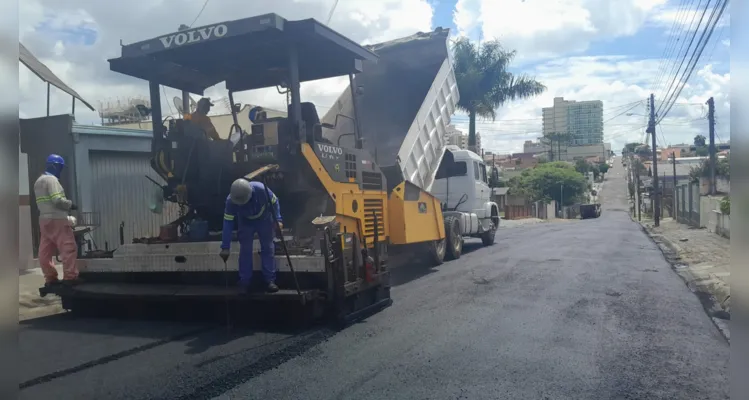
{"left": 89, "top": 151, "right": 179, "bottom": 250}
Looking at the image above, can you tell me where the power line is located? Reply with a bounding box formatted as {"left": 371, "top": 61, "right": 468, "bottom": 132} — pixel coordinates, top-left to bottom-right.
{"left": 189, "top": 0, "right": 211, "bottom": 28}
{"left": 603, "top": 102, "right": 644, "bottom": 124}
{"left": 655, "top": 0, "right": 713, "bottom": 116}
{"left": 326, "top": 0, "right": 341, "bottom": 25}
{"left": 651, "top": 0, "right": 695, "bottom": 97}
{"left": 656, "top": 0, "right": 728, "bottom": 123}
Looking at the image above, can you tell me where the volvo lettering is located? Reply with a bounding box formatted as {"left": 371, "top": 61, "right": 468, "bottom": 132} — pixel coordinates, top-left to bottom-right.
{"left": 158, "top": 24, "right": 228, "bottom": 48}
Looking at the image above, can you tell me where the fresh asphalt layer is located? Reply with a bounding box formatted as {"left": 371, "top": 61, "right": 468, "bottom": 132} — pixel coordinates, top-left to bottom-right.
{"left": 19, "top": 159, "right": 728, "bottom": 400}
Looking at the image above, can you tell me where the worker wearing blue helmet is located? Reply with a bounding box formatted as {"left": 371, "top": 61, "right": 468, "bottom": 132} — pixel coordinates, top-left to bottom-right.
{"left": 219, "top": 178, "right": 282, "bottom": 293}
{"left": 33, "top": 154, "right": 80, "bottom": 287}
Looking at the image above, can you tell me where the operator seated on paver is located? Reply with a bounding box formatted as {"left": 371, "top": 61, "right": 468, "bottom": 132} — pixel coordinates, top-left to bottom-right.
{"left": 187, "top": 97, "right": 223, "bottom": 141}
{"left": 34, "top": 154, "right": 81, "bottom": 288}
{"left": 219, "top": 179, "right": 282, "bottom": 293}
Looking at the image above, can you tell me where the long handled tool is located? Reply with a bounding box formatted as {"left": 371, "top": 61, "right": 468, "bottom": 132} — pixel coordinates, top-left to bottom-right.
{"left": 261, "top": 175, "right": 302, "bottom": 297}
{"left": 223, "top": 257, "right": 231, "bottom": 333}
{"left": 243, "top": 164, "right": 302, "bottom": 298}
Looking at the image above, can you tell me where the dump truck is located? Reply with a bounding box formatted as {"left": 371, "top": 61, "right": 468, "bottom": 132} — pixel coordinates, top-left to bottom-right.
{"left": 41, "top": 13, "right": 499, "bottom": 323}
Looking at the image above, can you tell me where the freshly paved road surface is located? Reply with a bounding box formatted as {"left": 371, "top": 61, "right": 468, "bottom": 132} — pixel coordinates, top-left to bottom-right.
{"left": 20, "top": 158, "right": 729, "bottom": 400}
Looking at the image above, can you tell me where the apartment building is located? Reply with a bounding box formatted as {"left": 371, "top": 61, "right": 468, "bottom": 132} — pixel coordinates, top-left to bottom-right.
{"left": 443, "top": 124, "right": 481, "bottom": 155}
{"left": 542, "top": 97, "right": 603, "bottom": 145}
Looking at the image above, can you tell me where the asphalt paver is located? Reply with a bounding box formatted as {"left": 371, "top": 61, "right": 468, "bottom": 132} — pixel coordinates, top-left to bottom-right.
{"left": 19, "top": 158, "right": 728, "bottom": 400}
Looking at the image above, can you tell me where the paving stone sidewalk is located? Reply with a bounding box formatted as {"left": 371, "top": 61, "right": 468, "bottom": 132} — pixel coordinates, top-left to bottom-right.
{"left": 640, "top": 217, "right": 730, "bottom": 339}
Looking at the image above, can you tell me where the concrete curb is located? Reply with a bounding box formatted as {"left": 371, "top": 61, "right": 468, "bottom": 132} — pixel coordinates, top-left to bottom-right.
{"left": 635, "top": 219, "right": 730, "bottom": 342}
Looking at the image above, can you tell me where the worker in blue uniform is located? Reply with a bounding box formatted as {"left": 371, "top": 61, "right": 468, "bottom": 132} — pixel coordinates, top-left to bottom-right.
{"left": 219, "top": 179, "right": 282, "bottom": 293}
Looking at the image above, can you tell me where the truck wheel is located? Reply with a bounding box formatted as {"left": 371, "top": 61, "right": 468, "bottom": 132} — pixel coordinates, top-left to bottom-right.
{"left": 481, "top": 222, "right": 496, "bottom": 246}
{"left": 425, "top": 239, "right": 446, "bottom": 266}
{"left": 444, "top": 215, "right": 462, "bottom": 260}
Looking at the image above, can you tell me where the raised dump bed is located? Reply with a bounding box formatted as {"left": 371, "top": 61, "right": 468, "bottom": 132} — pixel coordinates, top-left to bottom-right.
{"left": 322, "top": 28, "right": 459, "bottom": 192}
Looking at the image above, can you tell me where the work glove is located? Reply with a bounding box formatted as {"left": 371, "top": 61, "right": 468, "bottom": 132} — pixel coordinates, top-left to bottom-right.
{"left": 70, "top": 203, "right": 78, "bottom": 211}
{"left": 276, "top": 222, "right": 284, "bottom": 232}
{"left": 219, "top": 248, "right": 230, "bottom": 262}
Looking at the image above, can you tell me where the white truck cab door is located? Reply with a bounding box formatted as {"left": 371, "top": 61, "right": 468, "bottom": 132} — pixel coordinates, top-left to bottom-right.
{"left": 472, "top": 161, "right": 491, "bottom": 218}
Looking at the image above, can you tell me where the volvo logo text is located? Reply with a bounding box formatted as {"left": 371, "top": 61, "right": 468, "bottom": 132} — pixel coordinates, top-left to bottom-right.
{"left": 159, "top": 24, "right": 228, "bottom": 48}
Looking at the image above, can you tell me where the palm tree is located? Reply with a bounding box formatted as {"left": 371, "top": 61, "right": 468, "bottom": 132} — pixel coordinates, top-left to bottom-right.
{"left": 452, "top": 37, "right": 546, "bottom": 150}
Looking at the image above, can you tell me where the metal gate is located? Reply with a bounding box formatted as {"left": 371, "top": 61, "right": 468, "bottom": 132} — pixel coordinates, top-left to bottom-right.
{"left": 675, "top": 183, "right": 701, "bottom": 227}
{"left": 89, "top": 151, "right": 180, "bottom": 250}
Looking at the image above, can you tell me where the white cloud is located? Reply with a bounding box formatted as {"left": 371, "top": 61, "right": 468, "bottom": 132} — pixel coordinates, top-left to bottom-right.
{"left": 449, "top": 57, "right": 729, "bottom": 154}
{"left": 649, "top": 4, "right": 731, "bottom": 31}
{"left": 454, "top": 0, "right": 667, "bottom": 61}
{"left": 446, "top": 0, "right": 729, "bottom": 155}
{"left": 19, "top": 0, "right": 730, "bottom": 160}
{"left": 19, "top": 0, "right": 434, "bottom": 124}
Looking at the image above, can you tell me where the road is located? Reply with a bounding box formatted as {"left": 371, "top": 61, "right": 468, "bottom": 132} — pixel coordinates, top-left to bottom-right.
{"left": 19, "top": 158, "right": 729, "bottom": 400}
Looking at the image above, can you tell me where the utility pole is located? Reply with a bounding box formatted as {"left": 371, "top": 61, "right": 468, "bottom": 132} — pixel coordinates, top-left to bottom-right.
{"left": 636, "top": 170, "right": 641, "bottom": 221}
{"left": 647, "top": 93, "right": 660, "bottom": 226}
{"left": 707, "top": 97, "right": 716, "bottom": 195}
{"left": 662, "top": 171, "right": 666, "bottom": 218}
{"left": 672, "top": 152, "right": 677, "bottom": 220}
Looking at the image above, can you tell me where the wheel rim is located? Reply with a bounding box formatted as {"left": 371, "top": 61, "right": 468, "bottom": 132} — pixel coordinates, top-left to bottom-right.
{"left": 435, "top": 239, "right": 446, "bottom": 258}
{"left": 452, "top": 224, "right": 461, "bottom": 252}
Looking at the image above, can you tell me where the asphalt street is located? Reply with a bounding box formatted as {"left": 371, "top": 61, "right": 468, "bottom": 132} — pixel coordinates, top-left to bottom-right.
{"left": 19, "top": 158, "right": 729, "bottom": 400}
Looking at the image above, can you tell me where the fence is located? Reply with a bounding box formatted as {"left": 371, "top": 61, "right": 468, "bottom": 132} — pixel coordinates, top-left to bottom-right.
{"left": 504, "top": 200, "right": 556, "bottom": 220}
{"left": 675, "top": 182, "right": 700, "bottom": 227}
{"left": 504, "top": 205, "right": 532, "bottom": 220}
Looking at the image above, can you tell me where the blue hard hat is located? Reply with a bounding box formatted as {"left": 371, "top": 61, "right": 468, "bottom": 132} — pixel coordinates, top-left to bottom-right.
{"left": 46, "top": 154, "right": 65, "bottom": 167}
{"left": 248, "top": 106, "right": 263, "bottom": 123}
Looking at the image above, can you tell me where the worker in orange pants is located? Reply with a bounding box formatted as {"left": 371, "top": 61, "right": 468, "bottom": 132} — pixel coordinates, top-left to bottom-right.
{"left": 34, "top": 154, "right": 80, "bottom": 287}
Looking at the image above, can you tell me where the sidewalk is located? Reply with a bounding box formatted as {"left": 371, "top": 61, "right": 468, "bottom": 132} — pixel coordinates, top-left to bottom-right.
{"left": 640, "top": 217, "right": 730, "bottom": 338}
{"left": 19, "top": 265, "right": 65, "bottom": 321}
{"left": 500, "top": 217, "right": 546, "bottom": 229}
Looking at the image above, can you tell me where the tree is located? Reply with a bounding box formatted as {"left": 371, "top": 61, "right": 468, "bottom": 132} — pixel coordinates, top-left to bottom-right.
{"left": 574, "top": 159, "right": 590, "bottom": 175}
{"left": 635, "top": 145, "right": 652, "bottom": 157}
{"left": 694, "top": 134, "right": 707, "bottom": 147}
{"left": 695, "top": 146, "right": 709, "bottom": 157}
{"left": 453, "top": 37, "right": 546, "bottom": 149}
{"left": 623, "top": 142, "right": 643, "bottom": 155}
{"left": 507, "top": 162, "right": 587, "bottom": 206}
{"left": 689, "top": 155, "right": 730, "bottom": 183}
{"left": 598, "top": 163, "right": 610, "bottom": 175}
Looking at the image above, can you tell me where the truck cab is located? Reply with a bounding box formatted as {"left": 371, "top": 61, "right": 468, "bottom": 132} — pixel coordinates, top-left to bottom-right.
{"left": 429, "top": 146, "right": 500, "bottom": 259}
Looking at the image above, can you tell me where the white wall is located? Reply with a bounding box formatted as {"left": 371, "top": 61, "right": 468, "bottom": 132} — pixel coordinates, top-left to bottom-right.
{"left": 19, "top": 149, "right": 28, "bottom": 195}
{"left": 700, "top": 196, "right": 730, "bottom": 238}
{"left": 19, "top": 148, "right": 33, "bottom": 270}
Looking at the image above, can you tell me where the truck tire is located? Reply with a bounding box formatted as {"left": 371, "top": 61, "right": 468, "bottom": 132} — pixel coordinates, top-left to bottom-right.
{"left": 481, "top": 221, "right": 496, "bottom": 246}
{"left": 424, "top": 239, "right": 446, "bottom": 266}
{"left": 444, "top": 215, "right": 462, "bottom": 260}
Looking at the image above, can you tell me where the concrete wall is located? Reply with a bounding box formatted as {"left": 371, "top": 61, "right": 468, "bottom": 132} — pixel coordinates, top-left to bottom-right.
{"left": 20, "top": 115, "right": 78, "bottom": 263}
{"left": 19, "top": 149, "right": 33, "bottom": 270}
{"left": 19, "top": 116, "right": 165, "bottom": 265}
{"left": 699, "top": 176, "right": 730, "bottom": 195}
{"left": 700, "top": 196, "right": 730, "bottom": 238}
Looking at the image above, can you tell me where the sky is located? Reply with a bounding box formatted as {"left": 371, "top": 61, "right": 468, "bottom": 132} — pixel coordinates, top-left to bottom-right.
{"left": 19, "top": 0, "right": 730, "bottom": 155}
